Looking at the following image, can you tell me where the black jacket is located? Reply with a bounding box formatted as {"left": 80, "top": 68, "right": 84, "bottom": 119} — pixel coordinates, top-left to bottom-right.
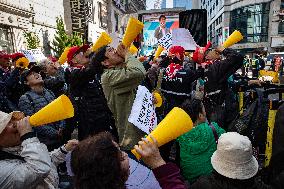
{"left": 267, "top": 103, "right": 284, "bottom": 182}
{"left": 0, "top": 67, "right": 9, "bottom": 82}
{"left": 160, "top": 64, "right": 202, "bottom": 114}
{"left": 203, "top": 49, "right": 243, "bottom": 129}
{"left": 204, "top": 48, "right": 244, "bottom": 95}
{"left": 191, "top": 172, "right": 270, "bottom": 189}
{"left": 0, "top": 82, "right": 16, "bottom": 113}
{"left": 43, "top": 67, "right": 66, "bottom": 97}
{"left": 3, "top": 68, "right": 24, "bottom": 108}
{"left": 67, "top": 65, "right": 115, "bottom": 140}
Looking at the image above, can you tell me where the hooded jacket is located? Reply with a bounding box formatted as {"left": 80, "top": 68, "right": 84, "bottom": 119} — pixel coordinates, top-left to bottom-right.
{"left": 178, "top": 122, "right": 225, "bottom": 183}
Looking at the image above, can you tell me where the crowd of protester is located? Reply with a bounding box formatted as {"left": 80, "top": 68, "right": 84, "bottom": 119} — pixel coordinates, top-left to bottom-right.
{"left": 0, "top": 38, "right": 284, "bottom": 189}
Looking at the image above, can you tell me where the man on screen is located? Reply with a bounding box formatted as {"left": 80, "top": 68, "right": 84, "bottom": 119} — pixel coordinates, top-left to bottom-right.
{"left": 154, "top": 15, "right": 170, "bottom": 40}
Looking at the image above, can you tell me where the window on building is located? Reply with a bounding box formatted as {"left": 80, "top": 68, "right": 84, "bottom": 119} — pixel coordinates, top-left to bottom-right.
{"left": 279, "top": 16, "right": 284, "bottom": 34}
{"left": 98, "top": 2, "right": 108, "bottom": 29}
{"left": 281, "top": 0, "right": 284, "bottom": 9}
{"left": 230, "top": 3, "right": 269, "bottom": 43}
{"left": 114, "top": 13, "right": 119, "bottom": 32}
{"left": 0, "top": 25, "right": 13, "bottom": 53}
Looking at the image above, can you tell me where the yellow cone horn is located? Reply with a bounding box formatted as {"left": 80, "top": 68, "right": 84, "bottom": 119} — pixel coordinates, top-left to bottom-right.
{"left": 153, "top": 91, "right": 163, "bottom": 108}
{"left": 122, "top": 17, "right": 144, "bottom": 48}
{"left": 92, "top": 32, "right": 112, "bottom": 52}
{"left": 29, "top": 95, "right": 74, "bottom": 127}
{"left": 129, "top": 44, "right": 138, "bottom": 55}
{"left": 16, "top": 57, "right": 29, "bottom": 69}
{"left": 154, "top": 46, "right": 164, "bottom": 60}
{"left": 131, "top": 107, "right": 193, "bottom": 159}
{"left": 223, "top": 30, "right": 243, "bottom": 48}
{"left": 58, "top": 47, "right": 71, "bottom": 65}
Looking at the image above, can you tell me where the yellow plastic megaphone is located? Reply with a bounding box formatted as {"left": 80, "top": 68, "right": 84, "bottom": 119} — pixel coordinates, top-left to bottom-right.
{"left": 16, "top": 57, "right": 29, "bottom": 69}
{"left": 122, "top": 17, "right": 144, "bottom": 47}
{"left": 259, "top": 70, "right": 279, "bottom": 83}
{"left": 223, "top": 30, "right": 243, "bottom": 48}
{"left": 153, "top": 91, "right": 162, "bottom": 108}
{"left": 58, "top": 47, "right": 71, "bottom": 65}
{"left": 92, "top": 32, "right": 112, "bottom": 52}
{"left": 29, "top": 95, "right": 74, "bottom": 127}
{"left": 154, "top": 46, "right": 164, "bottom": 60}
{"left": 131, "top": 107, "right": 193, "bottom": 159}
{"left": 129, "top": 44, "right": 138, "bottom": 55}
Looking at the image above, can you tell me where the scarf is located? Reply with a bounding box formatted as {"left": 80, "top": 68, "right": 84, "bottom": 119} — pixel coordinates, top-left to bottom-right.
{"left": 165, "top": 63, "right": 182, "bottom": 79}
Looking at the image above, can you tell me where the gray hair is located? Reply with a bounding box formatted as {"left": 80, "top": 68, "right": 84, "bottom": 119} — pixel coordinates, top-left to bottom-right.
{"left": 38, "top": 58, "right": 49, "bottom": 70}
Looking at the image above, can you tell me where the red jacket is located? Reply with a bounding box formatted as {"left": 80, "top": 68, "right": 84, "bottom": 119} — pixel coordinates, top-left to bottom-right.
{"left": 153, "top": 163, "right": 187, "bottom": 189}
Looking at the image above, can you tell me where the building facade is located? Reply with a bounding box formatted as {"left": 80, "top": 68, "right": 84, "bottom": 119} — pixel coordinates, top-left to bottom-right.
{"left": 0, "top": 0, "right": 64, "bottom": 54}
{"left": 160, "top": 0, "right": 167, "bottom": 9}
{"left": 126, "top": 0, "right": 146, "bottom": 13}
{"left": 64, "top": 0, "right": 109, "bottom": 43}
{"left": 201, "top": 0, "right": 284, "bottom": 53}
{"left": 107, "top": 0, "right": 145, "bottom": 39}
{"left": 192, "top": 0, "right": 200, "bottom": 9}
{"left": 161, "top": 0, "right": 192, "bottom": 9}
{"left": 173, "top": 0, "right": 192, "bottom": 10}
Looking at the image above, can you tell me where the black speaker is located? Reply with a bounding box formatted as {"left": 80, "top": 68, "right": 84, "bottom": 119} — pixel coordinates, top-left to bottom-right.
{"left": 179, "top": 9, "right": 207, "bottom": 47}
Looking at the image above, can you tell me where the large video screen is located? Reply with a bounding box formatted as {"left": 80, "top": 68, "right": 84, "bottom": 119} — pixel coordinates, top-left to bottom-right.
{"left": 141, "top": 13, "right": 179, "bottom": 56}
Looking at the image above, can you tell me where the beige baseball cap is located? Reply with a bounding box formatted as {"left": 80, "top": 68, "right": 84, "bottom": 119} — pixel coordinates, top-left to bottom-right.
{"left": 0, "top": 111, "right": 25, "bottom": 134}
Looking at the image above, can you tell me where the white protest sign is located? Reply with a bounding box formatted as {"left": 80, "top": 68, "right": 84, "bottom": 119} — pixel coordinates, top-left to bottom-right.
{"left": 157, "top": 33, "right": 172, "bottom": 50}
{"left": 109, "top": 32, "right": 120, "bottom": 48}
{"left": 172, "top": 28, "right": 199, "bottom": 50}
{"left": 128, "top": 85, "right": 157, "bottom": 134}
{"left": 20, "top": 49, "right": 46, "bottom": 62}
{"left": 20, "top": 49, "right": 36, "bottom": 62}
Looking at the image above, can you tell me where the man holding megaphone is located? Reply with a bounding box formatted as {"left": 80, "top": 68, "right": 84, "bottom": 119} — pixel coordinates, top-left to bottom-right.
{"left": 2, "top": 53, "right": 29, "bottom": 110}
{"left": 92, "top": 43, "right": 146, "bottom": 151}
{"left": 201, "top": 46, "right": 243, "bottom": 130}
{"left": 66, "top": 45, "right": 117, "bottom": 141}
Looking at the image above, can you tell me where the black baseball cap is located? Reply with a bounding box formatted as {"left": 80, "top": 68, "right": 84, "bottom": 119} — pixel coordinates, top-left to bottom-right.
{"left": 20, "top": 66, "right": 41, "bottom": 84}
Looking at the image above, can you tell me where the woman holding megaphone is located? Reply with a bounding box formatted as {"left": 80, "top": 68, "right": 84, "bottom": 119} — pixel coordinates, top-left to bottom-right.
{"left": 71, "top": 132, "right": 187, "bottom": 189}
{"left": 193, "top": 45, "right": 244, "bottom": 130}
{"left": 0, "top": 111, "right": 78, "bottom": 189}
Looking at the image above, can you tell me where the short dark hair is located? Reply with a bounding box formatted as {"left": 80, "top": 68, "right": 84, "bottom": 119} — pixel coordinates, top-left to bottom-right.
{"left": 180, "top": 99, "right": 204, "bottom": 123}
{"left": 71, "top": 132, "right": 127, "bottom": 189}
{"left": 159, "top": 15, "right": 166, "bottom": 21}
{"left": 90, "top": 46, "right": 108, "bottom": 74}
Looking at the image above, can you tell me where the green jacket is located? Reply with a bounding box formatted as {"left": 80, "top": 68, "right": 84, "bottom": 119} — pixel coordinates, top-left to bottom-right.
{"left": 178, "top": 122, "right": 225, "bottom": 183}
{"left": 101, "top": 54, "right": 146, "bottom": 150}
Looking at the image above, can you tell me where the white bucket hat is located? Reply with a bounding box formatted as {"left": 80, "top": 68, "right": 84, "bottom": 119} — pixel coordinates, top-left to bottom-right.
{"left": 211, "top": 132, "right": 259, "bottom": 180}
{"left": 0, "top": 111, "right": 25, "bottom": 134}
